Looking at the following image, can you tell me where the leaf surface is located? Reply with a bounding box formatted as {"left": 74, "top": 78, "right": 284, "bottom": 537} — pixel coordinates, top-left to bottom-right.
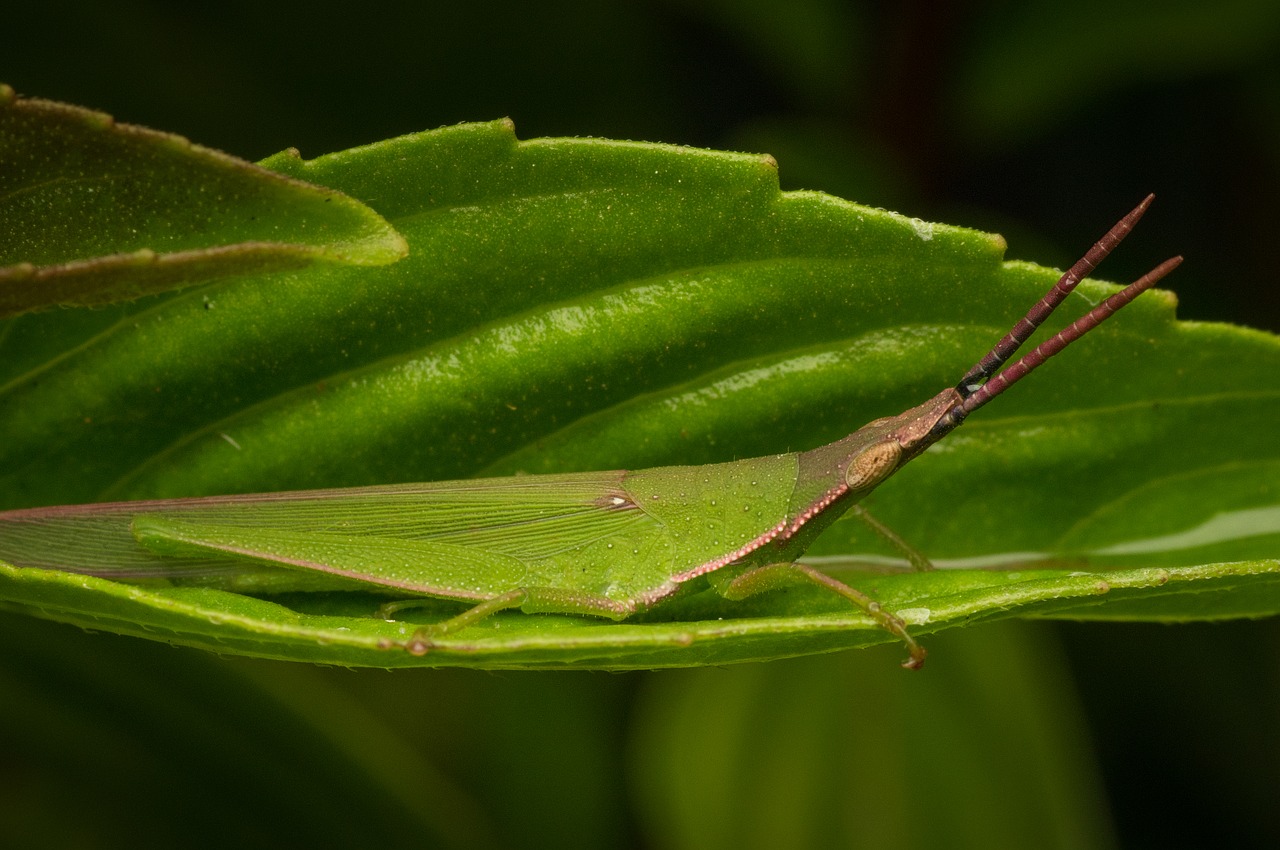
{"left": 0, "top": 85, "right": 406, "bottom": 317}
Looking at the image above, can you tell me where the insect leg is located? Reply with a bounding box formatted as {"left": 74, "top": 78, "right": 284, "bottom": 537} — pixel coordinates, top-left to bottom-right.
{"left": 711, "top": 562, "right": 926, "bottom": 669}
{"left": 381, "top": 587, "right": 635, "bottom": 655}
{"left": 849, "top": 505, "right": 934, "bottom": 572}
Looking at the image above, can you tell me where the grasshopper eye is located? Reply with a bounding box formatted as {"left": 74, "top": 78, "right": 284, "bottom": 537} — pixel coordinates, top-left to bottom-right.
{"left": 844, "top": 440, "right": 902, "bottom": 491}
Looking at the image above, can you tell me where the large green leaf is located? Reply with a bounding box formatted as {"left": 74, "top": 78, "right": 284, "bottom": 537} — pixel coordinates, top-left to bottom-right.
{"left": 0, "top": 117, "right": 1276, "bottom": 668}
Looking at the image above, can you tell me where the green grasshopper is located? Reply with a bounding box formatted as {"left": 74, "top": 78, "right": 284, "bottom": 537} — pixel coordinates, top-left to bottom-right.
{"left": 0, "top": 197, "right": 1179, "bottom": 668}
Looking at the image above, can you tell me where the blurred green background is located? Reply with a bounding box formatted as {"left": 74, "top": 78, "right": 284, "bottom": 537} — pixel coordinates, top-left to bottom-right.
{"left": 4, "top": 2, "right": 1279, "bottom": 847}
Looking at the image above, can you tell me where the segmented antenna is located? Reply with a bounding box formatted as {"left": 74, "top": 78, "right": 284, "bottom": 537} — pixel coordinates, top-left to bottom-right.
{"left": 956, "top": 194, "right": 1155, "bottom": 395}
{"left": 959, "top": 255, "right": 1181, "bottom": 415}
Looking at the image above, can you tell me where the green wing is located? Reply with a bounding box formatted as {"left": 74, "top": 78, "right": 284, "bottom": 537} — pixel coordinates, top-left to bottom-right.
{"left": 0, "top": 456, "right": 802, "bottom": 606}
{"left": 0, "top": 472, "right": 638, "bottom": 594}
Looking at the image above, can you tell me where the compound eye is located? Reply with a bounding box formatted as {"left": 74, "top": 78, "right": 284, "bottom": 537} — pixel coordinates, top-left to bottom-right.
{"left": 844, "top": 440, "right": 902, "bottom": 491}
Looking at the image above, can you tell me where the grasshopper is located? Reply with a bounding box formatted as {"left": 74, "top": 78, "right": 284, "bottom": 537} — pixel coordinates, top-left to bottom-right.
{"left": 0, "top": 197, "right": 1178, "bottom": 667}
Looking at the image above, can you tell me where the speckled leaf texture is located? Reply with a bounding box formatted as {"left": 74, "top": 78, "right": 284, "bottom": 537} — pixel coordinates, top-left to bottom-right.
{"left": 0, "top": 109, "right": 1276, "bottom": 669}
{"left": 0, "top": 84, "right": 406, "bottom": 316}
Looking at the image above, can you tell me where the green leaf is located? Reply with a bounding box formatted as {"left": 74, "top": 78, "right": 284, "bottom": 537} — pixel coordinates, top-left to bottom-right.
{"left": 0, "top": 559, "right": 1275, "bottom": 669}
{"left": 0, "top": 116, "right": 1276, "bottom": 668}
{"left": 0, "top": 84, "right": 406, "bottom": 317}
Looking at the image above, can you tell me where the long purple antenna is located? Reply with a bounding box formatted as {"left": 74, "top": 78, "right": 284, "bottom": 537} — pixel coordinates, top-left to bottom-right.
{"left": 956, "top": 194, "right": 1155, "bottom": 395}
{"left": 960, "top": 255, "right": 1181, "bottom": 416}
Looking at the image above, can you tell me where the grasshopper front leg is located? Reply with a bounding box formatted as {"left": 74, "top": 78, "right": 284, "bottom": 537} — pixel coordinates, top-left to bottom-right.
{"left": 849, "top": 505, "right": 935, "bottom": 572}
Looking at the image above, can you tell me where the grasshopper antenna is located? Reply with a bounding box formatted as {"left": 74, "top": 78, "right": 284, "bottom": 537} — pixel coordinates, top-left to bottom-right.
{"left": 952, "top": 250, "right": 1177, "bottom": 422}
{"left": 956, "top": 193, "right": 1155, "bottom": 395}
{"left": 958, "top": 256, "right": 1182, "bottom": 416}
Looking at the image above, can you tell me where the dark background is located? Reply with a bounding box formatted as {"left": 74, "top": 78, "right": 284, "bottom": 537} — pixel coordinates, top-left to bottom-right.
{"left": 5, "top": 2, "right": 1279, "bottom": 848}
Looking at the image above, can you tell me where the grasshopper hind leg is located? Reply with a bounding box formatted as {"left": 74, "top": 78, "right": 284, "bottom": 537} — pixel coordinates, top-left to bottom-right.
{"left": 710, "top": 562, "right": 926, "bottom": 669}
